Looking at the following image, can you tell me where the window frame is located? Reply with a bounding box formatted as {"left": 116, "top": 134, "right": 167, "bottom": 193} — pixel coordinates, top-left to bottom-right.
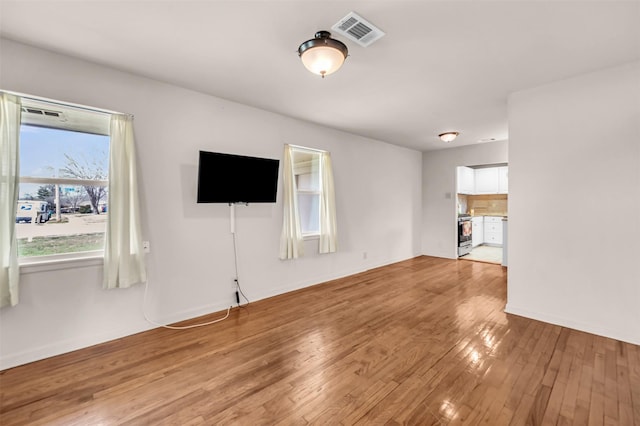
{"left": 17, "top": 176, "right": 109, "bottom": 264}
{"left": 290, "top": 146, "right": 325, "bottom": 238}
{"left": 16, "top": 97, "right": 112, "bottom": 265}
{"left": 297, "top": 186, "right": 321, "bottom": 239}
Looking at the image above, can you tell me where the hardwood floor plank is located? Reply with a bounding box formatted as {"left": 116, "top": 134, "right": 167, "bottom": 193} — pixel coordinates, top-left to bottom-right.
{"left": 311, "top": 379, "right": 398, "bottom": 424}
{"left": 353, "top": 376, "right": 432, "bottom": 424}
{"left": 529, "top": 384, "right": 553, "bottom": 426}
{"left": 604, "top": 346, "right": 620, "bottom": 422}
{"left": 506, "top": 323, "right": 557, "bottom": 412}
{"left": 558, "top": 333, "right": 586, "bottom": 422}
{"left": 509, "top": 392, "right": 535, "bottom": 426}
{"left": 589, "top": 351, "right": 607, "bottom": 426}
{"left": 626, "top": 343, "right": 640, "bottom": 425}
{"left": 1, "top": 256, "right": 638, "bottom": 425}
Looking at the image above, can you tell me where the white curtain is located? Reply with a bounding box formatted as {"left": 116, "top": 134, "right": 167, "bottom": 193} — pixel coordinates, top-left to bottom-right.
{"left": 103, "top": 114, "right": 146, "bottom": 289}
{"left": 318, "top": 151, "right": 337, "bottom": 253}
{"left": 0, "top": 93, "right": 21, "bottom": 307}
{"left": 279, "top": 144, "right": 303, "bottom": 259}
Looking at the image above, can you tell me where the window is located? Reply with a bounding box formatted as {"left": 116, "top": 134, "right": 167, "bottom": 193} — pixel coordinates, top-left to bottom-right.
{"left": 292, "top": 149, "right": 322, "bottom": 236}
{"left": 17, "top": 99, "right": 110, "bottom": 260}
{"left": 280, "top": 144, "right": 337, "bottom": 260}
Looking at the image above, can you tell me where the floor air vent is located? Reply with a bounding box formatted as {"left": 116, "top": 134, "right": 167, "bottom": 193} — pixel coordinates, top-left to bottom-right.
{"left": 332, "top": 12, "right": 385, "bottom": 47}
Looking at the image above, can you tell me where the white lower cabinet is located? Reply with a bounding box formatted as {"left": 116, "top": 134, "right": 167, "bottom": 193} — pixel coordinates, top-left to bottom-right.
{"left": 483, "top": 216, "right": 503, "bottom": 245}
{"left": 484, "top": 231, "right": 503, "bottom": 245}
{"left": 472, "top": 217, "right": 483, "bottom": 247}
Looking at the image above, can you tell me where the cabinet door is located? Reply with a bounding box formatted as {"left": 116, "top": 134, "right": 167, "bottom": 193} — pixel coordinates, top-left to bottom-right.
{"left": 484, "top": 231, "right": 503, "bottom": 245}
{"left": 457, "top": 166, "right": 475, "bottom": 194}
{"left": 483, "top": 217, "right": 503, "bottom": 245}
{"left": 472, "top": 218, "right": 483, "bottom": 247}
{"left": 484, "top": 216, "right": 502, "bottom": 223}
{"left": 474, "top": 168, "right": 499, "bottom": 194}
{"left": 498, "top": 166, "right": 508, "bottom": 194}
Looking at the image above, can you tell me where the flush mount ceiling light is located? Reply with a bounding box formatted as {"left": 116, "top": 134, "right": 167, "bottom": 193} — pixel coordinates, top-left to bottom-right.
{"left": 439, "top": 132, "right": 459, "bottom": 143}
{"left": 298, "top": 31, "right": 348, "bottom": 78}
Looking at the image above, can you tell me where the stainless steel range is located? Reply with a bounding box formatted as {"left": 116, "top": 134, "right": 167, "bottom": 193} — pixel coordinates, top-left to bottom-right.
{"left": 458, "top": 214, "right": 472, "bottom": 256}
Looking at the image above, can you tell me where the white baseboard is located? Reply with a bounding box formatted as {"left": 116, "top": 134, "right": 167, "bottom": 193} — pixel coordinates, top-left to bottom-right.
{"left": 0, "top": 324, "right": 151, "bottom": 371}
{"left": 1, "top": 256, "right": 417, "bottom": 371}
{"left": 0, "top": 300, "right": 235, "bottom": 371}
{"left": 505, "top": 304, "right": 640, "bottom": 346}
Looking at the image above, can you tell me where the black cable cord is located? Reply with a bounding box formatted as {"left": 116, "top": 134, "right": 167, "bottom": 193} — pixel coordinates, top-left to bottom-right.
{"left": 237, "top": 283, "right": 250, "bottom": 305}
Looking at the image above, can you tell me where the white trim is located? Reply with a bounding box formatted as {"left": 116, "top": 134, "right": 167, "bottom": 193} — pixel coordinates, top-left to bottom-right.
{"left": 20, "top": 176, "right": 109, "bottom": 186}
{"left": 1, "top": 89, "right": 130, "bottom": 117}
{"left": 297, "top": 188, "right": 321, "bottom": 195}
{"left": 287, "top": 144, "right": 327, "bottom": 154}
{"left": 505, "top": 303, "right": 640, "bottom": 346}
{"left": 0, "top": 315, "right": 149, "bottom": 371}
{"left": 3, "top": 255, "right": 417, "bottom": 370}
{"left": 0, "top": 296, "right": 234, "bottom": 370}
{"left": 19, "top": 251, "right": 103, "bottom": 274}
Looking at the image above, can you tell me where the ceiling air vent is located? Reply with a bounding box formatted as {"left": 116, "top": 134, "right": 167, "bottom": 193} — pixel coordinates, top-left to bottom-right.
{"left": 332, "top": 12, "right": 385, "bottom": 47}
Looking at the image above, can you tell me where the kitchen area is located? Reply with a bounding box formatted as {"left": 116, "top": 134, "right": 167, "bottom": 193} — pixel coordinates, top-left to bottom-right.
{"left": 456, "top": 164, "right": 508, "bottom": 266}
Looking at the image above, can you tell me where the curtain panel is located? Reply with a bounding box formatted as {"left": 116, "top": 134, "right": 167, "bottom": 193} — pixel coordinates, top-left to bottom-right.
{"left": 0, "top": 93, "right": 21, "bottom": 307}
{"left": 318, "top": 151, "right": 337, "bottom": 254}
{"left": 103, "top": 114, "right": 146, "bottom": 288}
{"left": 279, "top": 144, "right": 303, "bottom": 260}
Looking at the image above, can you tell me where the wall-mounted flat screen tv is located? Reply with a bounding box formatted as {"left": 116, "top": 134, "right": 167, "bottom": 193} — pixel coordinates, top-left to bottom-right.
{"left": 197, "top": 150, "right": 280, "bottom": 203}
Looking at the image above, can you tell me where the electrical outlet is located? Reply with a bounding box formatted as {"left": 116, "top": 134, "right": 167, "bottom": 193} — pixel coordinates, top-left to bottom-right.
{"left": 142, "top": 241, "right": 150, "bottom": 253}
{"left": 363, "top": 251, "right": 368, "bottom": 260}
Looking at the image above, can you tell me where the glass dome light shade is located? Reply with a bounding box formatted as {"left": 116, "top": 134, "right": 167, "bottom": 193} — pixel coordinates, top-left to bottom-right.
{"left": 298, "top": 31, "right": 348, "bottom": 78}
{"left": 439, "top": 132, "right": 460, "bottom": 143}
{"left": 300, "top": 46, "right": 346, "bottom": 77}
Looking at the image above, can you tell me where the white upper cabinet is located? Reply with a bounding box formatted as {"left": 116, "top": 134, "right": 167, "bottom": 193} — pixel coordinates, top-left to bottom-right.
{"left": 474, "top": 167, "right": 500, "bottom": 194}
{"left": 456, "top": 166, "right": 475, "bottom": 194}
{"left": 474, "top": 166, "right": 508, "bottom": 194}
{"left": 498, "top": 166, "right": 508, "bottom": 194}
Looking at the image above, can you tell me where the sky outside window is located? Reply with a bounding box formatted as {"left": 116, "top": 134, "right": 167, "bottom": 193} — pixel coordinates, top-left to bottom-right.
{"left": 19, "top": 125, "right": 110, "bottom": 198}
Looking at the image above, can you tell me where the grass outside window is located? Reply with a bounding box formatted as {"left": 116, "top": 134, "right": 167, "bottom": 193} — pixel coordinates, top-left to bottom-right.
{"left": 17, "top": 233, "right": 105, "bottom": 257}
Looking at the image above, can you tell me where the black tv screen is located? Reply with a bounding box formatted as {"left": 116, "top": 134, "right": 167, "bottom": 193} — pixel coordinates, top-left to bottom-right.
{"left": 197, "top": 151, "right": 280, "bottom": 203}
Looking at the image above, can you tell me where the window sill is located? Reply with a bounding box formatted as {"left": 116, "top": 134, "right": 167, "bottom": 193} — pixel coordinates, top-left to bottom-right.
{"left": 19, "top": 252, "right": 103, "bottom": 274}
{"left": 302, "top": 234, "right": 320, "bottom": 241}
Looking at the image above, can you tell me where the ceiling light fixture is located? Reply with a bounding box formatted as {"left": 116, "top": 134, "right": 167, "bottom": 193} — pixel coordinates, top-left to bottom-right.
{"left": 298, "top": 31, "right": 348, "bottom": 78}
{"left": 439, "top": 132, "right": 459, "bottom": 143}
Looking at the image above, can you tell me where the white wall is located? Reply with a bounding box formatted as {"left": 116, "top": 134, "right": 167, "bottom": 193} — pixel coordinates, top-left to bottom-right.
{"left": 0, "top": 39, "right": 423, "bottom": 369}
{"left": 421, "top": 141, "right": 508, "bottom": 258}
{"left": 507, "top": 61, "right": 640, "bottom": 345}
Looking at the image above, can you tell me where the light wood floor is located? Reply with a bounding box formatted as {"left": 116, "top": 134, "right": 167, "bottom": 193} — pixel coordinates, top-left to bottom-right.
{"left": 461, "top": 245, "right": 503, "bottom": 265}
{"left": 1, "top": 256, "right": 638, "bottom": 425}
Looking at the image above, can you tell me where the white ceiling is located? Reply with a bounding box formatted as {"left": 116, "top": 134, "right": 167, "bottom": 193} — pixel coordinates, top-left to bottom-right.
{"left": 1, "top": 1, "right": 639, "bottom": 151}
